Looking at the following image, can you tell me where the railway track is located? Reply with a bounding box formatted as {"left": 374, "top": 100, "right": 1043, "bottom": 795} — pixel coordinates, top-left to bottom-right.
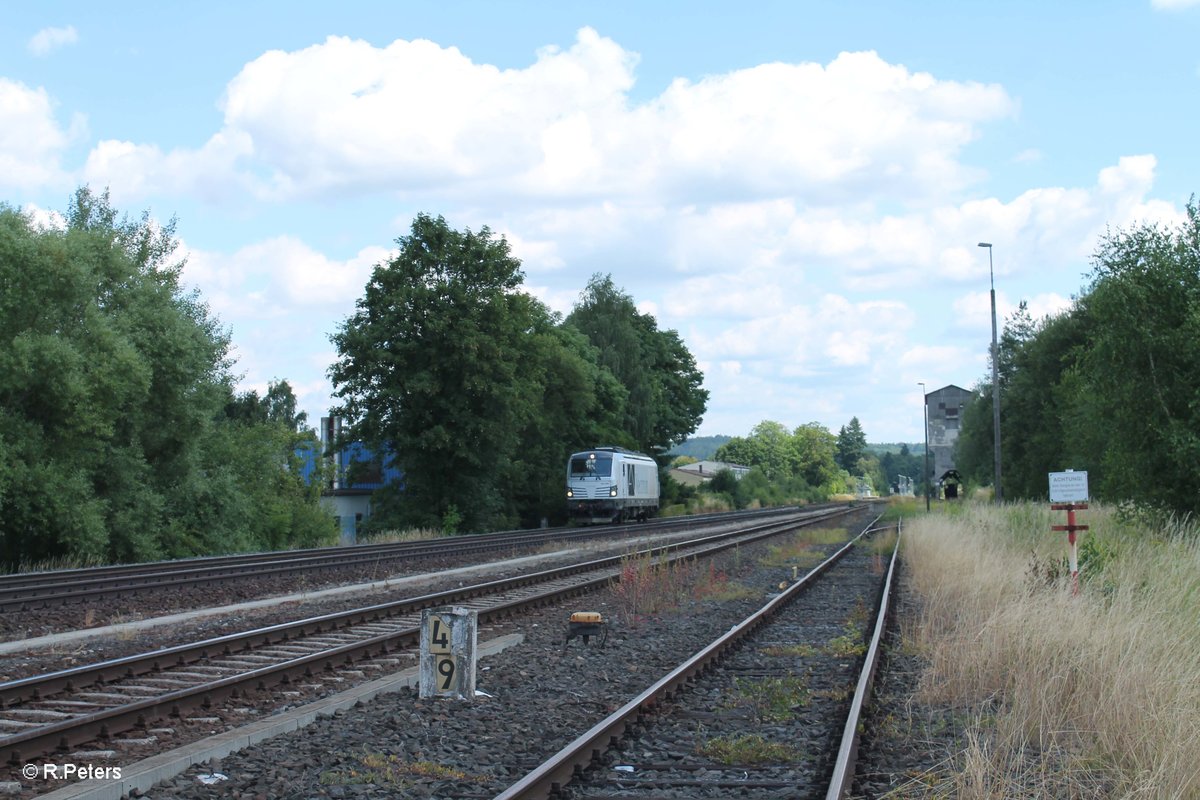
{"left": 497, "top": 518, "right": 899, "bottom": 800}
{"left": 1, "top": 506, "right": 856, "bottom": 771}
{"left": 0, "top": 507, "right": 820, "bottom": 614}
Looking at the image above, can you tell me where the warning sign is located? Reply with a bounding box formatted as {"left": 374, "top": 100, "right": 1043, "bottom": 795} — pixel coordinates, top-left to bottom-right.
{"left": 1048, "top": 471, "right": 1088, "bottom": 503}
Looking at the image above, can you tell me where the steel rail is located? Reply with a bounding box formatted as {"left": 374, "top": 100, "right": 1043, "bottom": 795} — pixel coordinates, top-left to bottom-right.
{"left": 2, "top": 507, "right": 855, "bottom": 766}
{"left": 493, "top": 513, "right": 891, "bottom": 800}
{"left": 826, "top": 519, "right": 902, "bottom": 799}
{"left": 0, "top": 508, "right": 847, "bottom": 708}
{"left": 0, "top": 506, "right": 814, "bottom": 588}
{"left": 0, "top": 506, "right": 827, "bottom": 611}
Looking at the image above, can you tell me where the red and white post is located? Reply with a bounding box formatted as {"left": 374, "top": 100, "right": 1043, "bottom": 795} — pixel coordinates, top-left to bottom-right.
{"left": 1050, "top": 502, "right": 1088, "bottom": 596}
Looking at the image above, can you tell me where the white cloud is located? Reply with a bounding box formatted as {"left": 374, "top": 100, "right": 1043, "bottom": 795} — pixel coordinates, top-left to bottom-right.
{"left": 83, "top": 32, "right": 1014, "bottom": 206}
{"left": 82, "top": 129, "right": 254, "bottom": 204}
{"left": 0, "top": 78, "right": 80, "bottom": 190}
{"left": 28, "top": 25, "right": 78, "bottom": 57}
{"left": 1151, "top": 0, "right": 1200, "bottom": 9}
{"left": 19, "top": 202, "right": 66, "bottom": 231}
{"left": 182, "top": 236, "right": 389, "bottom": 322}
{"left": 53, "top": 27, "right": 1186, "bottom": 440}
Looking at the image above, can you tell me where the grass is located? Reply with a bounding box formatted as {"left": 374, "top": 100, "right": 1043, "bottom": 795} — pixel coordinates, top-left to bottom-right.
{"left": 1, "top": 553, "right": 108, "bottom": 575}
{"left": 760, "top": 642, "right": 819, "bottom": 658}
{"left": 608, "top": 551, "right": 760, "bottom": 625}
{"left": 319, "top": 751, "right": 485, "bottom": 787}
{"left": 724, "top": 675, "right": 810, "bottom": 723}
{"left": 697, "top": 733, "right": 800, "bottom": 765}
{"left": 357, "top": 527, "right": 450, "bottom": 544}
{"left": 759, "top": 527, "right": 849, "bottom": 569}
{"left": 903, "top": 501, "right": 1200, "bottom": 798}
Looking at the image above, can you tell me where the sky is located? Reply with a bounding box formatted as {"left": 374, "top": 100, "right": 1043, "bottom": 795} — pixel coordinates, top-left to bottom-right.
{"left": 3, "top": 2, "right": 1198, "bottom": 444}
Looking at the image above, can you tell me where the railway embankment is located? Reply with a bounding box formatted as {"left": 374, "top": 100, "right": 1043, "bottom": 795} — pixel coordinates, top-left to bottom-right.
{"left": 856, "top": 501, "right": 1200, "bottom": 798}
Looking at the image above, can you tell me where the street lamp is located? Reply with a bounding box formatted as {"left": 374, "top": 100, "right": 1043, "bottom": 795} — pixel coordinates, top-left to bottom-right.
{"left": 978, "top": 242, "right": 1002, "bottom": 503}
{"left": 918, "top": 381, "right": 930, "bottom": 512}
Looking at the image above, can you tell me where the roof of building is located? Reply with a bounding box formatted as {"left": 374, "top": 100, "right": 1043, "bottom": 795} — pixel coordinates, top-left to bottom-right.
{"left": 674, "top": 460, "right": 750, "bottom": 475}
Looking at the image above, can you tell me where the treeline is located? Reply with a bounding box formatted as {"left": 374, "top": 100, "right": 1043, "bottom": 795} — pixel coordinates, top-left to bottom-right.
{"left": 956, "top": 200, "right": 1200, "bottom": 516}
{"left": 329, "top": 213, "right": 708, "bottom": 533}
{"left": 0, "top": 189, "right": 333, "bottom": 569}
{"left": 701, "top": 416, "right": 903, "bottom": 505}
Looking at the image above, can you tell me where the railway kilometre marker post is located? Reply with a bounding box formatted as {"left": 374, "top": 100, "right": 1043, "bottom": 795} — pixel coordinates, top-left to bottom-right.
{"left": 420, "top": 606, "right": 478, "bottom": 700}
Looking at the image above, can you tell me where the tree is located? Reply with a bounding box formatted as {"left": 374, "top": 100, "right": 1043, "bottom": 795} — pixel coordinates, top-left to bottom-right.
{"left": 1069, "top": 202, "right": 1200, "bottom": 513}
{"left": 715, "top": 422, "right": 787, "bottom": 480}
{"left": 224, "top": 380, "right": 306, "bottom": 429}
{"left": 792, "top": 423, "right": 840, "bottom": 489}
{"left": 0, "top": 188, "right": 332, "bottom": 567}
{"left": 954, "top": 199, "right": 1200, "bottom": 516}
{"left": 714, "top": 420, "right": 840, "bottom": 494}
{"left": 330, "top": 214, "right": 533, "bottom": 531}
{"left": 329, "top": 215, "right": 629, "bottom": 532}
{"left": 566, "top": 274, "right": 707, "bottom": 453}
{"left": 835, "top": 417, "right": 868, "bottom": 472}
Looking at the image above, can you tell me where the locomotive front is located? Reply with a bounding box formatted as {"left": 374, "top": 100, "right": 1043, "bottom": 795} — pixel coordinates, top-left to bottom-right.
{"left": 565, "top": 450, "right": 621, "bottom": 524}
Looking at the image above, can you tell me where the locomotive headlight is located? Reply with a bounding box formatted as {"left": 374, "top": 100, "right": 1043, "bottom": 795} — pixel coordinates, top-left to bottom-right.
{"left": 566, "top": 488, "right": 574, "bottom": 498}
{"left": 609, "top": 487, "right": 618, "bottom": 497}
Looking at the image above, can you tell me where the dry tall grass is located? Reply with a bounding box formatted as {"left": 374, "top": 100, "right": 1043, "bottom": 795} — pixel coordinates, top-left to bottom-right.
{"left": 904, "top": 503, "right": 1200, "bottom": 798}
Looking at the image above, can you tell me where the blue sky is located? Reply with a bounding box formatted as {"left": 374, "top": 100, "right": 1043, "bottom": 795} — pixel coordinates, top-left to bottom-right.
{"left": 3, "top": 2, "right": 1197, "bottom": 443}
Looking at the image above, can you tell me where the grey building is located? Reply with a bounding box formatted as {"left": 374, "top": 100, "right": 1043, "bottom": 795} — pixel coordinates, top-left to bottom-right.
{"left": 924, "top": 384, "right": 973, "bottom": 489}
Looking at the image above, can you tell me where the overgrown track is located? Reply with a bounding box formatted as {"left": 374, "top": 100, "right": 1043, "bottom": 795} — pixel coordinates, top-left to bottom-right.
{"left": 0, "top": 507, "right": 824, "bottom": 614}
{"left": 0, "top": 506, "right": 856, "bottom": 769}
{"left": 497, "top": 518, "right": 899, "bottom": 800}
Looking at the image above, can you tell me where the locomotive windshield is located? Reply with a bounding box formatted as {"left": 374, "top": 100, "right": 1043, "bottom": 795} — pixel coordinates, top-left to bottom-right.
{"left": 569, "top": 454, "right": 613, "bottom": 477}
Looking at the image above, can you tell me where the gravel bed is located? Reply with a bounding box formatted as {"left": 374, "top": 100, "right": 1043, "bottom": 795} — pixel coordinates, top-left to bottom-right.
{"left": 142, "top": 565, "right": 790, "bottom": 798}
{"left": 0, "top": 522, "right": 751, "bottom": 645}
{"left": 0, "top": 535, "right": 679, "bottom": 683}
{"left": 1, "top": 511, "right": 974, "bottom": 800}
{"left": 561, "top": 543, "right": 886, "bottom": 799}
{"left": 0, "top": 544, "right": 552, "bottom": 643}
{"left": 0, "top": 521, "right": 848, "bottom": 799}
{"left": 850, "top": 563, "right": 968, "bottom": 799}
{"left": 119, "top": 518, "right": 904, "bottom": 799}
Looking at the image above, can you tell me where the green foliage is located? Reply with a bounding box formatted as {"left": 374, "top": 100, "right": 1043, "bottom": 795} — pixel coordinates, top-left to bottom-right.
{"left": 827, "top": 631, "right": 867, "bottom": 658}
{"left": 956, "top": 199, "right": 1200, "bottom": 517}
{"left": 878, "top": 444, "right": 924, "bottom": 494}
{"left": 333, "top": 214, "right": 549, "bottom": 531}
{"left": 836, "top": 416, "right": 868, "bottom": 470}
{"left": 668, "top": 434, "right": 732, "bottom": 460}
{"left": 712, "top": 420, "right": 839, "bottom": 503}
{"left": 565, "top": 274, "right": 708, "bottom": 453}
{"left": 725, "top": 675, "right": 811, "bottom": 722}
{"left": 332, "top": 233, "right": 708, "bottom": 532}
{"left": 0, "top": 189, "right": 333, "bottom": 567}
{"left": 441, "top": 504, "right": 463, "bottom": 535}
{"left": 697, "top": 733, "right": 800, "bottom": 765}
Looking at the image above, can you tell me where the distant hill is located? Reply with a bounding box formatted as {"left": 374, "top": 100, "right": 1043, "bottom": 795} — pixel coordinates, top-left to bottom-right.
{"left": 669, "top": 435, "right": 732, "bottom": 461}
{"left": 868, "top": 442, "right": 925, "bottom": 455}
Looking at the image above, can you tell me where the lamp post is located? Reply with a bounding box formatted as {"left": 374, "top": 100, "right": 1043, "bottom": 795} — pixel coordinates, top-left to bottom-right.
{"left": 978, "top": 242, "right": 1002, "bottom": 503}
{"left": 918, "top": 381, "right": 930, "bottom": 512}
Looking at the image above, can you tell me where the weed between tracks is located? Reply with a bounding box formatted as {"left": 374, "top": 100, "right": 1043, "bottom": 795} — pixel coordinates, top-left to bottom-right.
{"left": 724, "top": 675, "right": 811, "bottom": 723}
{"left": 608, "top": 553, "right": 754, "bottom": 626}
{"left": 319, "top": 751, "right": 487, "bottom": 788}
{"left": 696, "top": 733, "right": 801, "bottom": 765}
{"left": 760, "top": 527, "right": 849, "bottom": 570}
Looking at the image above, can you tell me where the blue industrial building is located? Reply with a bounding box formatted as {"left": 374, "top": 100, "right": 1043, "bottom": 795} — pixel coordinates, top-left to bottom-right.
{"left": 297, "top": 416, "right": 403, "bottom": 543}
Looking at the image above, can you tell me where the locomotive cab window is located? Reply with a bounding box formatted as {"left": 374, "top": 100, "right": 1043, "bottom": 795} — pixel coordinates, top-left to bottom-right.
{"left": 569, "top": 455, "right": 613, "bottom": 477}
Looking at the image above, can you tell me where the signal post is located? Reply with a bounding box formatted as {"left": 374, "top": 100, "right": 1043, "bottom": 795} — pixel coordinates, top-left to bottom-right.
{"left": 1049, "top": 470, "right": 1089, "bottom": 596}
